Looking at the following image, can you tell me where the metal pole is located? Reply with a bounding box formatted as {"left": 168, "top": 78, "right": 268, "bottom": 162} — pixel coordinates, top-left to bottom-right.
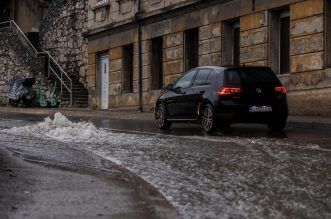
{"left": 61, "top": 72, "right": 63, "bottom": 97}
{"left": 48, "top": 56, "right": 50, "bottom": 77}
{"left": 137, "top": 0, "right": 143, "bottom": 112}
{"left": 70, "top": 80, "right": 72, "bottom": 107}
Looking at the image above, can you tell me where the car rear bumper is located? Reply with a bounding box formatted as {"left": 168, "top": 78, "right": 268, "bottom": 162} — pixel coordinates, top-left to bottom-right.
{"left": 215, "top": 101, "right": 288, "bottom": 124}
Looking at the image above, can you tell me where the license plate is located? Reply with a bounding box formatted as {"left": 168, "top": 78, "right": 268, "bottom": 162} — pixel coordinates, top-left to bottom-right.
{"left": 249, "top": 106, "right": 272, "bottom": 113}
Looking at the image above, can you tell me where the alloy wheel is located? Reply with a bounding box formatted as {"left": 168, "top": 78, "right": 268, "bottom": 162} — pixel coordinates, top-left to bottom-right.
{"left": 156, "top": 105, "right": 165, "bottom": 128}
{"left": 202, "top": 106, "right": 214, "bottom": 132}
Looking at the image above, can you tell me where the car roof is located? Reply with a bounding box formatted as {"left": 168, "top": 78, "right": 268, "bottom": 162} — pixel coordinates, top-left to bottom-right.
{"left": 195, "top": 65, "right": 271, "bottom": 73}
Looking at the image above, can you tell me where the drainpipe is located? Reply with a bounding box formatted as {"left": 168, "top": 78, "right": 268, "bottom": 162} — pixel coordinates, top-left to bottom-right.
{"left": 136, "top": 0, "right": 143, "bottom": 112}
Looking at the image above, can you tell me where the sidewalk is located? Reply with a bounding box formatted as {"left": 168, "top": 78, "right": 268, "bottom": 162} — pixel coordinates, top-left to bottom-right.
{"left": 0, "top": 106, "right": 330, "bottom": 129}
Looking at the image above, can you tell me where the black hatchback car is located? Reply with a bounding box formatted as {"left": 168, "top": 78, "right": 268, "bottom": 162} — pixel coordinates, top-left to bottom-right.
{"left": 155, "top": 66, "right": 288, "bottom": 133}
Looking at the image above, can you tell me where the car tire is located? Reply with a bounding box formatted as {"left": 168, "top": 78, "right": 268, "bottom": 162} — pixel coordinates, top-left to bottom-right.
{"left": 268, "top": 118, "right": 287, "bottom": 131}
{"left": 155, "top": 103, "right": 172, "bottom": 130}
{"left": 201, "top": 104, "right": 217, "bottom": 133}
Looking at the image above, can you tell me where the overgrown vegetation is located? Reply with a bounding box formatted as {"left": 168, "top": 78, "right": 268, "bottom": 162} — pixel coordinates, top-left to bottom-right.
{"left": 0, "top": 98, "right": 7, "bottom": 106}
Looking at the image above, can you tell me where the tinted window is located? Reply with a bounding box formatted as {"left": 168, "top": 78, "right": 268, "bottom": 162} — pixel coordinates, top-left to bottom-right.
{"left": 193, "top": 69, "right": 212, "bottom": 86}
{"left": 207, "top": 71, "right": 215, "bottom": 84}
{"left": 225, "top": 68, "right": 279, "bottom": 85}
{"left": 175, "top": 70, "right": 197, "bottom": 89}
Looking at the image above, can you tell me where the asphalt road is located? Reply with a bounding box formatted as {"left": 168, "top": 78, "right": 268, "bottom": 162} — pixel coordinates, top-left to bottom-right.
{"left": 0, "top": 113, "right": 180, "bottom": 219}
{"left": 0, "top": 112, "right": 330, "bottom": 218}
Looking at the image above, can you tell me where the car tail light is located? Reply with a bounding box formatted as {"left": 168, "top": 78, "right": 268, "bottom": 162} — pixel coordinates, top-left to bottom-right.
{"left": 274, "top": 86, "right": 287, "bottom": 94}
{"left": 217, "top": 87, "right": 241, "bottom": 96}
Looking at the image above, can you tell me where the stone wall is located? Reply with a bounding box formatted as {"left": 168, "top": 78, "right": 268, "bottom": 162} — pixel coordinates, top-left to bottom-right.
{"left": 0, "top": 27, "right": 44, "bottom": 102}
{"left": 199, "top": 23, "right": 222, "bottom": 66}
{"left": 87, "top": 0, "right": 331, "bottom": 115}
{"left": 240, "top": 11, "right": 268, "bottom": 66}
{"left": 39, "top": 0, "right": 88, "bottom": 85}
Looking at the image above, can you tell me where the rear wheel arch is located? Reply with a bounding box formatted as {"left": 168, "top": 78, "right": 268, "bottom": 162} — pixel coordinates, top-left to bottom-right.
{"left": 198, "top": 100, "right": 214, "bottom": 118}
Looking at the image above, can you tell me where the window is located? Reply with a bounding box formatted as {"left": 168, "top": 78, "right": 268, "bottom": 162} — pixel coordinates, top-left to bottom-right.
{"left": 0, "top": 0, "right": 11, "bottom": 22}
{"left": 225, "top": 68, "right": 279, "bottom": 85}
{"left": 193, "top": 69, "right": 212, "bottom": 87}
{"left": 280, "top": 13, "right": 290, "bottom": 74}
{"left": 122, "top": 44, "right": 134, "bottom": 93}
{"left": 269, "top": 8, "right": 290, "bottom": 74}
{"left": 225, "top": 70, "right": 241, "bottom": 86}
{"left": 175, "top": 69, "right": 197, "bottom": 89}
{"left": 151, "top": 36, "right": 163, "bottom": 90}
{"left": 326, "top": 0, "right": 331, "bottom": 67}
{"left": 222, "top": 19, "right": 240, "bottom": 65}
{"left": 185, "top": 28, "right": 199, "bottom": 71}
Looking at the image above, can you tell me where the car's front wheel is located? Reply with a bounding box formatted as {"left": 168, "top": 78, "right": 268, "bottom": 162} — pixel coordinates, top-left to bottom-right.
{"left": 201, "top": 104, "right": 217, "bottom": 133}
{"left": 155, "top": 103, "right": 172, "bottom": 130}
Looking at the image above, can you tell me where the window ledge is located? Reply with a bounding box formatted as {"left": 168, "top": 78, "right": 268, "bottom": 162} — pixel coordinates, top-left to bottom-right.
{"left": 91, "top": 2, "right": 111, "bottom": 11}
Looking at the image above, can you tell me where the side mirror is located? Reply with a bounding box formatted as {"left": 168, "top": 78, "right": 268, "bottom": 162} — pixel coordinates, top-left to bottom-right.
{"left": 165, "top": 84, "right": 174, "bottom": 91}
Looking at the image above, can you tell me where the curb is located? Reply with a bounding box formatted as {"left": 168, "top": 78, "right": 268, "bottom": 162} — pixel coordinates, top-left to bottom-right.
{"left": 0, "top": 107, "right": 154, "bottom": 121}
{"left": 1, "top": 106, "right": 331, "bottom": 129}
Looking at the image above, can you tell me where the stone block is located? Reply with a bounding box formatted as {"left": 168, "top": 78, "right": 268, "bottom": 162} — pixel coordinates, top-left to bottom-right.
{"left": 199, "top": 25, "right": 210, "bottom": 40}
{"left": 133, "top": 53, "right": 150, "bottom": 68}
{"left": 109, "top": 71, "right": 121, "bottom": 84}
{"left": 88, "top": 36, "right": 109, "bottom": 54}
{"left": 210, "top": 37, "right": 222, "bottom": 53}
{"left": 142, "top": 53, "right": 150, "bottom": 66}
{"left": 150, "top": 20, "right": 172, "bottom": 39}
{"left": 134, "top": 41, "right": 151, "bottom": 54}
{"left": 88, "top": 53, "right": 95, "bottom": 64}
{"left": 240, "top": 11, "right": 267, "bottom": 31}
{"left": 243, "top": 60, "right": 268, "bottom": 66}
{"left": 109, "top": 47, "right": 122, "bottom": 60}
{"left": 87, "top": 76, "right": 95, "bottom": 88}
{"left": 240, "top": 27, "right": 267, "bottom": 47}
{"left": 165, "top": 32, "right": 183, "bottom": 48}
{"left": 109, "top": 83, "right": 122, "bottom": 95}
{"left": 289, "top": 69, "right": 331, "bottom": 91}
{"left": 287, "top": 89, "right": 331, "bottom": 116}
{"left": 210, "top": 53, "right": 221, "bottom": 66}
{"left": 164, "top": 46, "right": 183, "bottom": 62}
{"left": 164, "top": 74, "right": 181, "bottom": 86}
{"left": 87, "top": 64, "right": 96, "bottom": 76}
{"left": 109, "top": 29, "right": 136, "bottom": 48}
{"left": 110, "top": 59, "right": 122, "bottom": 72}
{"left": 210, "top": 22, "right": 222, "bottom": 37}
{"left": 291, "top": 52, "right": 324, "bottom": 73}
{"left": 199, "top": 40, "right": 211, "bottom": 55}
{"left": 290, "top": 15, "right": 324, "bottom": 37}
{"left": 240, "top": 44, "right": 267, "bottom": 63}
{"left": 164, "top": 60, "right": 183, "bottom": 75}
{"left": 290, "top": 33, "right": 324, "bottom": 55}
{"left": 291, "top": 0, "right": 324, "bottom": 21}
{"left": 199, "top": 55, "right": 211, "bottom": 66}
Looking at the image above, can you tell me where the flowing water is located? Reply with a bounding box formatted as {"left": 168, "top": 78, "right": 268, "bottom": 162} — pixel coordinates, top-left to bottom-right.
{"left": 1, "top": 113, "right": 330, "bottom": 218}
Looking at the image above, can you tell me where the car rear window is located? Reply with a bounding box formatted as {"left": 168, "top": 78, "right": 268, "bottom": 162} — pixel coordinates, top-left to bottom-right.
{"left": 225, "top": 68, "right": 279, "bottom": 85}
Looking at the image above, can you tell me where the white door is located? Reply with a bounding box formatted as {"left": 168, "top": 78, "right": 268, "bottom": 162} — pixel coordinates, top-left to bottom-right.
{"left": 100, "top": 55, "right": 109, "bottom": 110}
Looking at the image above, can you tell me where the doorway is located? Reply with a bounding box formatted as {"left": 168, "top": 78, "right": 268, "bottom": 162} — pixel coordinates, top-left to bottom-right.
{"left": 99, "top": 54, "right": 109, "bottom": 110}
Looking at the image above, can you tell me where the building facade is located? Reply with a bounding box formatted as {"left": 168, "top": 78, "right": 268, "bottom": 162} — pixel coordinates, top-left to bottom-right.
{"left": 85, "top": 0, "right": 331, "bottom": 116}
{"left": 0, "top": 0, "right": 51, "bottom": 32}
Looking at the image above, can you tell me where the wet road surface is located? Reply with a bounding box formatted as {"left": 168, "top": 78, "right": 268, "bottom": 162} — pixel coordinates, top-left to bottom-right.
{"left": 0, "top": 112, "right": 330, "bottom": 218}
{"left": 0, "top": 115, "right": 180, "bottom": 219}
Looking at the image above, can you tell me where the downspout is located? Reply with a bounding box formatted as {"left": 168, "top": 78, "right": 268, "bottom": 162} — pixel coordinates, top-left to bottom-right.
{"left": 136, "top": 0, "right": 143, "bottom": 112}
